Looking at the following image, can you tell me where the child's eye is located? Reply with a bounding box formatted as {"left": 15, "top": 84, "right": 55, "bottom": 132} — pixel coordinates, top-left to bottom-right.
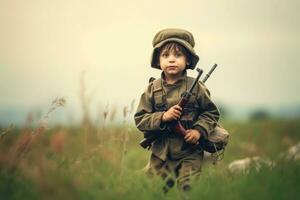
{"left": 161, "top": 53, "right": 169, "bottom": 57}
{"left": 175, "top": 52, "right": 183, "bottom": 57}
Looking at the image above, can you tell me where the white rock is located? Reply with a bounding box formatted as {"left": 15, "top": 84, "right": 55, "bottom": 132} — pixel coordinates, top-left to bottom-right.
{"left": 228, "top": 156, "right": 274, "bottom": 174}
{"left": 279, "top": 142, "right": 300, "bottom": 161}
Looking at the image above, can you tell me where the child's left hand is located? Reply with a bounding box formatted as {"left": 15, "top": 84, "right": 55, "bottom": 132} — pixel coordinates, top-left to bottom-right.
{"left": 184, "top": 129, "right": 201, "bottom": 144}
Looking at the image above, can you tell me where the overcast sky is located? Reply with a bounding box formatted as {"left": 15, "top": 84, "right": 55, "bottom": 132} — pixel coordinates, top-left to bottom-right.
{"left": 0, "top": 0, "right": 299, "bottom": 122}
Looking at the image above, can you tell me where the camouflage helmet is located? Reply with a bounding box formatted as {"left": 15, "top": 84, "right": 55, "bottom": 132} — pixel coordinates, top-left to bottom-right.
{"left": 151, "top": 28, "right": 200, "bottom": 70}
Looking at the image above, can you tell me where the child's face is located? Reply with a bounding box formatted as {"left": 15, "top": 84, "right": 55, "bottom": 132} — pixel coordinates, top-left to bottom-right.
{"left": 159, "top": 48, "right": 187, "bottom": 77}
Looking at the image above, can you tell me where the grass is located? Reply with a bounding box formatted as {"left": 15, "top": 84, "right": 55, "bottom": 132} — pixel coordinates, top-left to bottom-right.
{"left": 0, "top": 118, "right": 300, "bottom": 199}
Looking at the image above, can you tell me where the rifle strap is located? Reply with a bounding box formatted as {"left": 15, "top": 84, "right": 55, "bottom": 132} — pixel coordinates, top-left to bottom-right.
{"left": 152, "top": 78, "right": 166, "bottom": 110}
{"left": 151, "top": 76, "right": 197, "bottom": 111}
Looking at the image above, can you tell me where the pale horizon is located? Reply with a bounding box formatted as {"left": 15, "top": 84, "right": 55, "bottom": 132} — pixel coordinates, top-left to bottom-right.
{"left": 1, "top": 0, "right": 299, "bottom": 124}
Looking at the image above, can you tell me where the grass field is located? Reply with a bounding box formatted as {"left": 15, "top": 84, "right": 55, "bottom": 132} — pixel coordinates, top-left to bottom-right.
{"left": 1, "top": 118, "right": 300, "bottom": 200}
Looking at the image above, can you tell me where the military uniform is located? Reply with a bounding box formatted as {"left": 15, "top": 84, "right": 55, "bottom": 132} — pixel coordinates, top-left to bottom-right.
{"left": 134, "top": 28, "right": 220, "bottom": 192}
{"left": 135, "top": 71, "right": 220, "bottom": 191}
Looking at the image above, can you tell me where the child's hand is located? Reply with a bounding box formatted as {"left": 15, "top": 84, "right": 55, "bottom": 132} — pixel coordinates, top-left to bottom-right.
{"left": 162, "top": 105, "right": 182, "bottom": 122}
{"left": 184, "top": 129, "right": 201, "bottom": 144}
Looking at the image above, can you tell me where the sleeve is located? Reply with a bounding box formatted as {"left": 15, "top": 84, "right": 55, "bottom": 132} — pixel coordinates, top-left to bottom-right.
{"left": 193, "top": 82, "right": 220, "bottom": 140}
{"left": 134, "top": 83, "right": 167, "bottom": 132}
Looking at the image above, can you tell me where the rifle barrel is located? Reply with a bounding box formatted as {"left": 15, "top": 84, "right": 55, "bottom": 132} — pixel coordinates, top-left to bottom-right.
{"left": 202, "top": 64, "right": 218, "bottom": 83}
{"left": 187, "top": 68, "right": 203, "bottom": 94}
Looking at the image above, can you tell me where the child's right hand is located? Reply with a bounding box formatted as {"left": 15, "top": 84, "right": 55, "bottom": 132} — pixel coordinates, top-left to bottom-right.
{"left": 162, "top": 105, "right": 182, "bottom": 122}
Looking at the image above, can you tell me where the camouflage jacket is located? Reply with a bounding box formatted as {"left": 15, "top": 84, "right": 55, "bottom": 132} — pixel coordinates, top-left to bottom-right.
{"left": 134, "top": 72, "right": 220, "bottom": 160}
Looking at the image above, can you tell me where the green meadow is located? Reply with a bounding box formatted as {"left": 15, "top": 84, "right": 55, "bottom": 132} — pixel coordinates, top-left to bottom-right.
{"left": 1, "top": 118, "right": 300, "bottom": 200}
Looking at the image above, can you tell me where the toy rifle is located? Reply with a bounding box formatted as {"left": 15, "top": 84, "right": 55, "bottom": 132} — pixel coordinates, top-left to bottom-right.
{"left": 139, "top": 64, "right": 218, "bottom": 149}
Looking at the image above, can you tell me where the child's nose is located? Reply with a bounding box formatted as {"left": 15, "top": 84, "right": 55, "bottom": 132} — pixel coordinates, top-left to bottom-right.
{"left": 168, "top": 55, "right": 176, "bottom": 62}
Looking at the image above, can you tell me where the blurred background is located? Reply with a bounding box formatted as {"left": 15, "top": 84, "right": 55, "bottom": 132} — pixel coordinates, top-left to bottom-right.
{"left": 1, "top": 1, "right": 300, "bottom": 199}
{"left": 1, "top": 0, "right": 299, "bottom": 126}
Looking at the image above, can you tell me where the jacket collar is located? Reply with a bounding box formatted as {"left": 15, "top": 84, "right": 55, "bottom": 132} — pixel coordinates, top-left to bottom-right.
{"left": 161, "top": 70, "right": 187, "bottom": 85}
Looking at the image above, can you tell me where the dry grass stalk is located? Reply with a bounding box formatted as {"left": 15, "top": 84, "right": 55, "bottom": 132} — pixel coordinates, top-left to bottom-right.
{"left": 34, "top": 97, "right": 65, "bottom": 138}
{"left": 123, "top": 106, "right": 129, "bottom": 123}
{"left": 79, "top": 71, "right": 93, "bottom": 125}
{"left": 8, "top": 97, "right": 66, "bottom": 173}
{"left": 50, "top": 130, "right": 65, "bottom": 154}
{"left": 0, "top": 123, "right": 14, "bottom": 140}
{"left": 119, "top": 105, "right": 131, "bottom": 183}
{"left": 119, "top": 131, "right": 129, "bottom": 183}
{"left": 109, "top": 105, "right": 117, "bottom": 122}
{"left": 79, "top": 71, "right": 99, "bottom": 146}
{"left": 103, "top": 103, "right": 109, "bottom": 127}
{"left": 129, "top": 99, "right": 136, "bottom": 115}
{"left": 24, "top": 112, "right": 34, "bottom": 127}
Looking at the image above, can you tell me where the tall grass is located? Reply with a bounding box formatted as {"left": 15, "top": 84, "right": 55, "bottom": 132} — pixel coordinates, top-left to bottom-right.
{"left": 1, "top": 83, "right": 300, "bottom": 199}
{"left": 0, "top": 117, "right": 300, "bottom": 199}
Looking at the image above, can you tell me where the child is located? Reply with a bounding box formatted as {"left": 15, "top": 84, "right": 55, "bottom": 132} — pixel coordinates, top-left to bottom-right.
{"left": 134, "top": 28, "right": 220, "bottom": 192}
